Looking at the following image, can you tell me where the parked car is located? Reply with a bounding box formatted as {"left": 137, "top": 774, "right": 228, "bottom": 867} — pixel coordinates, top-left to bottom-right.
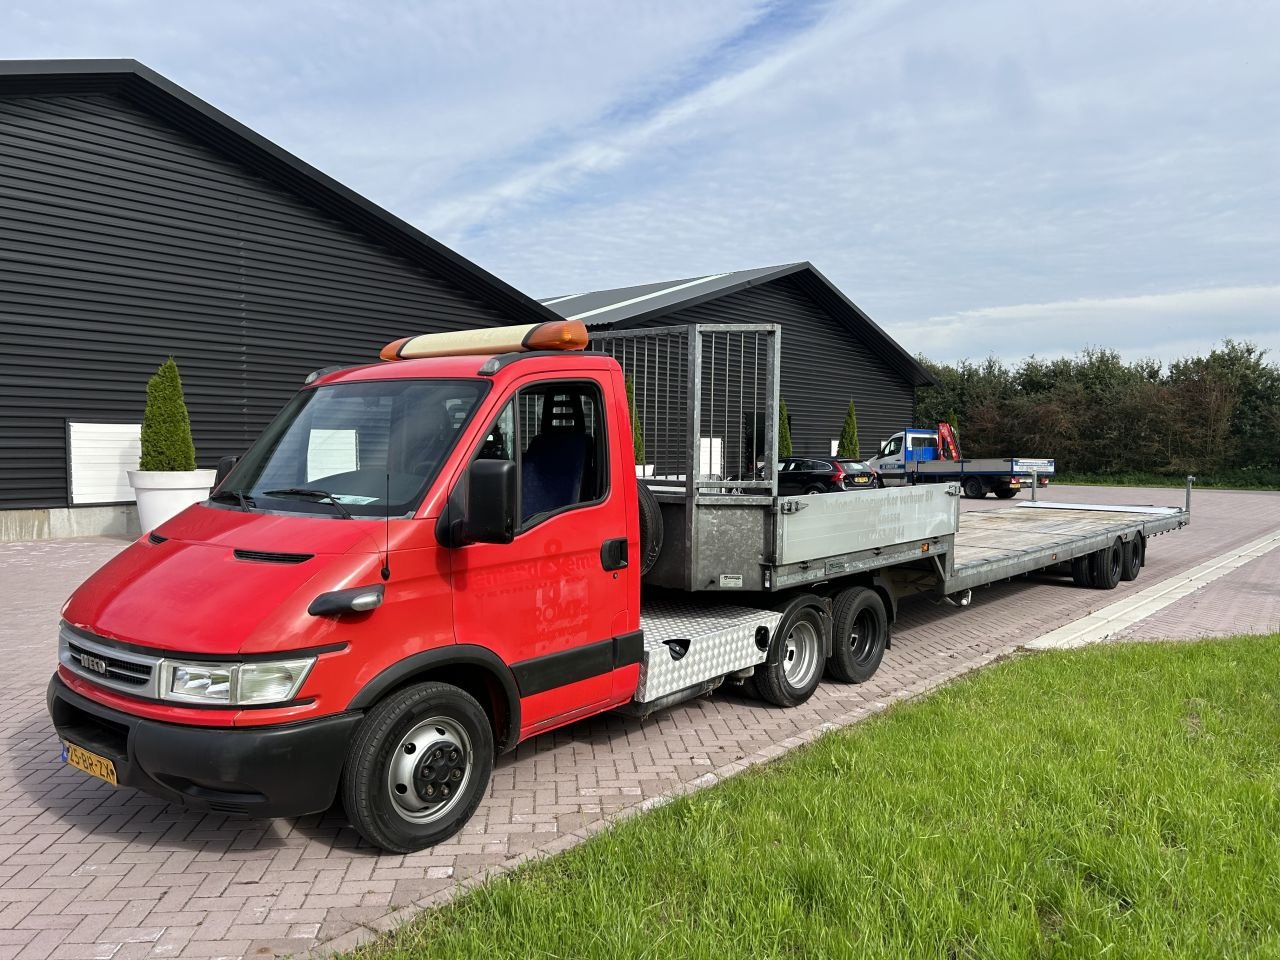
{"left": 778, "top": 456, "right": 882, "bottom": 494}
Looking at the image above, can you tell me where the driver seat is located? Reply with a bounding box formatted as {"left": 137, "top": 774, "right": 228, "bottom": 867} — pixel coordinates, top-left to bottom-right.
{"left": 521, "top": 390, "right": 593, "bottom": 521}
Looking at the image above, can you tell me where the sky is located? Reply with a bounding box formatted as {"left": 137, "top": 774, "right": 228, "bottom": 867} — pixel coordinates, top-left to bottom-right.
{"left": 2, "top": 0, "right": 1277, "bottom": 367}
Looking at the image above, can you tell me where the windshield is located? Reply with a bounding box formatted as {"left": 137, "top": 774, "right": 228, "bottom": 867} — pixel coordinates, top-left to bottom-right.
{"left": 221, "top": 378, "right": 487, "bottom": 518}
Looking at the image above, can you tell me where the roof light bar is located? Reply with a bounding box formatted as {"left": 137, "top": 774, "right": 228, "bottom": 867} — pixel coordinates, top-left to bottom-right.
{"left": 380, "top": 320, "right": 588, "bottom": 361}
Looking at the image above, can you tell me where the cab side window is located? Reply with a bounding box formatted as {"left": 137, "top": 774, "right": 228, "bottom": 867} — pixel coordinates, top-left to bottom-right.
{"left": 475, "top": 381, "right": 608, "bottom": 528}
{"left": 882, "top": 436, "right": 903, "bottom": 457}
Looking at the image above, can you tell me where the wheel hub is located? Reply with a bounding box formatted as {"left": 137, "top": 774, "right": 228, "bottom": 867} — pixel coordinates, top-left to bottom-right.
{"left": 387, "top": 716, "right": 473, "bottom": 824}
{"left": 781, "top": 619, "right": 820, "bottom": 688}
{"left": 412, "top": 739, "right": 466, "bottom": 803}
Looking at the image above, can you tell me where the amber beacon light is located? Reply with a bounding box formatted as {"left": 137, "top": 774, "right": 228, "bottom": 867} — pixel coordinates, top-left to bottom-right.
{"left": 380, "top": 320, "right": 589, "bottom": 361}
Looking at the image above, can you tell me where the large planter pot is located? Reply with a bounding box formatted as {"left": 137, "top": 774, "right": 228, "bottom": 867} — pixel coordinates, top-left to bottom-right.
{"left": 128, "top": 469, "right": 218, "bottom": 531}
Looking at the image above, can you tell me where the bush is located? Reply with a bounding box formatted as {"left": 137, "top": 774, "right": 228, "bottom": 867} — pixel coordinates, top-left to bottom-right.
{"left": 778, "top": 396, "right": 792, "bottom": 458}
{"left": 624, "top": 375, "right": 645, "bottom": 465}
{"left": 837, "top": 400, "right": 860, "bottom": 459}
{"left": 138, "top": 357, "right": 197, "bottom": 471}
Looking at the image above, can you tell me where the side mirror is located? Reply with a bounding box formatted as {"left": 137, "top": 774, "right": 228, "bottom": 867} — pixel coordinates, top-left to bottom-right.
{"left": 214, "top": 455, "right": 240, "bottom": 488}
{"left": 463, "top": 459, "right": 517, "bottom": 544}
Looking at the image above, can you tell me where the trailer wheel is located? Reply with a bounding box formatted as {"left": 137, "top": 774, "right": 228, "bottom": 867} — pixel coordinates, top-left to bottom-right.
{"left": 1120, "top": 533, "right": 1145, "bottom": 581}
{"left": 636, "top": 481, "right": 664, "bottom": 576}
{"left": 826, "top": 587, "right": 887, "bottom": 683}
{"left": 1089, "top": 539, "right": 1123, "bottom": 590}
{"left": 1071, "top": 556, "right": 1093, "bottom": 588}
{"left": 341, "top": 681, "right": 493, "bottom": 853}
{"left": 993, "top": 485, "right": 1018, "bottom": 499}
{"left": 757, "top": 596, "right": 827, "bottom": 707}
{"left": 962, "top": 477, "right": 986, "bottom": 499}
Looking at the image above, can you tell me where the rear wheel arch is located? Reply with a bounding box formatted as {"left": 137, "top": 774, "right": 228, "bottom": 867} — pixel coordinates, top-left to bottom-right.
{"left": 347, "top": 646, "right": 521, "bottom": 753}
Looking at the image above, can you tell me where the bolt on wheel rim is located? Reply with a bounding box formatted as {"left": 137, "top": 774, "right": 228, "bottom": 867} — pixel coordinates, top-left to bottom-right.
{"left": 782, "top": 618, "right": 821, "bottom": 688}
{"left": 387, "top": 716, "right": 472, "bottom": 824}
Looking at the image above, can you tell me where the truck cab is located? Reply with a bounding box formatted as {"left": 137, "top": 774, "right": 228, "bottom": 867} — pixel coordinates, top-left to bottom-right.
{"left": 49, "top": 322, "right": 646, "bottom": 853}
{"left": 869, "top": 428, "right": 940, "bottom": 476}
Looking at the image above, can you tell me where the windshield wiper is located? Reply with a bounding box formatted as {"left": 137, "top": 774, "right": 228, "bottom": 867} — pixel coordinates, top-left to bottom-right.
{"left": 210, "top": 490, "right": 255, "bottom": 512}
{"left": 263, "top": 487, "right": 354, "bottom": 520}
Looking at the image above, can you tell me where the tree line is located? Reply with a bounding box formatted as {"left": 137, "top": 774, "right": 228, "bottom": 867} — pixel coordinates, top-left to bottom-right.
{"left": 913, "top": 340, "right": 1280, "bottom": 483}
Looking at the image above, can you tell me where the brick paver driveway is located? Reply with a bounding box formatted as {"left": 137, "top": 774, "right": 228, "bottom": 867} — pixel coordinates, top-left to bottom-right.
{"left": 3, "top": 485, "right": 1278, "bottom": 959}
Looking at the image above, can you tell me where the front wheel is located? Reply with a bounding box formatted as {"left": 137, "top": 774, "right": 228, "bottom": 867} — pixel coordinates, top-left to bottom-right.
{"left": 341, "top": 682, "right": 493, "bottom": 853}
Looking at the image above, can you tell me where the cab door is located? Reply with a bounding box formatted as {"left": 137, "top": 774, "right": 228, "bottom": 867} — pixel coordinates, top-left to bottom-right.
{"left": 448, "top": 376, "right": 632, "bottom": 734}
{"left": 872, "top": 432, "right": 908, "bottom": 485}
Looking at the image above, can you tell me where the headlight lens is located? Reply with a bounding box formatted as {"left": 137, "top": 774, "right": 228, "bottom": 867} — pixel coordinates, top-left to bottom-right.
{"left": 168, "top": 663, "right": 233, "bottom": 703}
{"left": 237, "top": 660, "right": 314, "bottom": 704}
{"left": 161, "top": 658, "right": 314, "bottom": 705}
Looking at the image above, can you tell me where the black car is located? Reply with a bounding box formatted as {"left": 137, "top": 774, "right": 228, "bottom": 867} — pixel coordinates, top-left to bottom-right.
{"left": 778, "top": 457, "right": 882, "bottom": 494}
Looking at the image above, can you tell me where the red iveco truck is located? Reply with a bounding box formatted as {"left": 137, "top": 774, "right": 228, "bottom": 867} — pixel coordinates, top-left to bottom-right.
{"left": 49, "top": 320, "right": 1190, "bottom": 851}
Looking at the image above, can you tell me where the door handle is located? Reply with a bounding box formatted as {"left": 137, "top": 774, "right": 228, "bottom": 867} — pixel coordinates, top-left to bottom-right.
{"left": 600, "top": 537, "right": 628, "bottom": 571}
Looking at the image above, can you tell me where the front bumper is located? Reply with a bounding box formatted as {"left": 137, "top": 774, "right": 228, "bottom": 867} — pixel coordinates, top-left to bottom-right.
{"left": 47, "top": 673, "right": 362, "bottom": 818}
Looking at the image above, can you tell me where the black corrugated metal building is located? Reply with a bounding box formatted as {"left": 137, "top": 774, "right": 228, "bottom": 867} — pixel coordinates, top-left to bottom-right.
{"left": 541, "top": 264, "right": 935, "bottom": 458}
{"left": 0, "top": 59, "right": 557, "bottom": 520}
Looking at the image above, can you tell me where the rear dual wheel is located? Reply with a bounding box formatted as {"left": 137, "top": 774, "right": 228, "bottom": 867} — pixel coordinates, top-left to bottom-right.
{"left": 1090, "top": 538, "right": 1123, "bottom": 590}
{"left": 1121, "top": 534, "right": 1145, "bottom": 581}
{"left": 1071, "top": 537, "right": 1125, "bottom": 589}
{"left": 756, "top": 596, "right": 827, "bottom": 707}
{"left": 962, "top": 478, "right": 987, "bottom": 499}
{"left": 826, "top": 587, "right": 888, "bottom": 683}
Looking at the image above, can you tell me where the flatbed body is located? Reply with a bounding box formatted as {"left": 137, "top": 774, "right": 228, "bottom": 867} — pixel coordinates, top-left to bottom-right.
{"left": 628, "top": 491, "right": 1190, "bottom": 705}
{"left": 944, "top": 500, "right": 1187, "bottom": 593}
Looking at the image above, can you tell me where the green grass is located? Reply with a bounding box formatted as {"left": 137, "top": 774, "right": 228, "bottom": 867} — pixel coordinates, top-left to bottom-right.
{"left": 1054, "top": 469, "right": 1280, "bottom": 491}
{"left": 352, "top": 636, "right": 1280, "bottom": 960}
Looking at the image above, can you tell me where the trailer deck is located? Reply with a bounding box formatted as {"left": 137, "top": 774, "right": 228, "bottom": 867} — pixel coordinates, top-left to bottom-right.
{"left": 944, "top": 501, "right": 1189, "bottom": 594}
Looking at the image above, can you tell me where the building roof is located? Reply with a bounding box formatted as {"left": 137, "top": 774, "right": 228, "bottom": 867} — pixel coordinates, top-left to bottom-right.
{"left": 542, "top": 262, "right": 935, "bottom": 388}
{"left": 0, "top": 58, "right": 560, "bottom": 327}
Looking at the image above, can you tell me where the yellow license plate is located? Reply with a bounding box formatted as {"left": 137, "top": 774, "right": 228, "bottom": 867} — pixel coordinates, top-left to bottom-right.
{"left": 63, "top": 741, "right": 118, "bottom": 787}
{"left": 852, "top": 475, "right": 870, "bottom": 484}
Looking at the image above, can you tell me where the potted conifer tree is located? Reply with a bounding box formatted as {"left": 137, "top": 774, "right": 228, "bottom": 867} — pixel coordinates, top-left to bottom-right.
{"left": 837, "top": 400, "right": 860, "bottom": 459}
{"left": 625, "top": 376, "right": 651, "bottom": 477}
{"left": 127, "top": 357, "right": 217, "bottom": 531}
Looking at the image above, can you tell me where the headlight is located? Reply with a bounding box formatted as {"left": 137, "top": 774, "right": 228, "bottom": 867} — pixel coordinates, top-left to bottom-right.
{"left": 160, "top": 658, "right": 315, "bottom": 706}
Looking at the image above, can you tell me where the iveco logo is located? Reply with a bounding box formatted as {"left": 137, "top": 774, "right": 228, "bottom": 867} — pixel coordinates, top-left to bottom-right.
{"left": 81, "top": 654, "right": 109, "bottom": 675}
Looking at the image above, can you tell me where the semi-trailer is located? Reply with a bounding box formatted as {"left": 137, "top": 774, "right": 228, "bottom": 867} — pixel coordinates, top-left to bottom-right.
{"left": 48, "top": 320, "right": 1190, "bottom": 851}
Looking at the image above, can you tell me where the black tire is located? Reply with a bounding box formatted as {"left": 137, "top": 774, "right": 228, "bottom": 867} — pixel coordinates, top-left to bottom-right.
{"left": 993, "top": 485, "right": 1018, "bottom": 499}
{"left": 1071, "top": 555, "right": 1093, "bottom": 587}
{"left": 341, "top": 682, "right": 493, "bottom": 853}
{"left": 1120, "top": 533, "right": 1145, "bottom": 581}
{"left": 757, "top": 595, "right": 828, "bottom": 707}
{"left": 636, "top": 481, "right": 664, "bottom": 576}
{"left": 962, "top": 477, "right": 986, "bottom": 499}
{"left": 804, "top": 484, "right": 826, "bottom": 495}
{"left": 826, "top": 587, "right": 888, "bottom": 683}
{"left": 1089, "top": 538, "right": 1123, "bottom": 590}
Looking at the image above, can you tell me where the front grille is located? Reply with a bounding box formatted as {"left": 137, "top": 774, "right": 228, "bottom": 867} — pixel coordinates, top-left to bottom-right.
{"left": 66, "top": 640, "right": 152, "bottom": 687}
{"left": 233, "top": 549, "right": 314, "bottom": 564}
{"left": 59, "top": 625, "right": 162, "bottom": 698}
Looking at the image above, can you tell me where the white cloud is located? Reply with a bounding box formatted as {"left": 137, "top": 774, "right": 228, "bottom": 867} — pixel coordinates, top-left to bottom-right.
{"left": 899, "top": 285, "right": 1280, "bottom": 365}
{"left": 1, "top": 0, "right": 1277, "bottom": 368}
